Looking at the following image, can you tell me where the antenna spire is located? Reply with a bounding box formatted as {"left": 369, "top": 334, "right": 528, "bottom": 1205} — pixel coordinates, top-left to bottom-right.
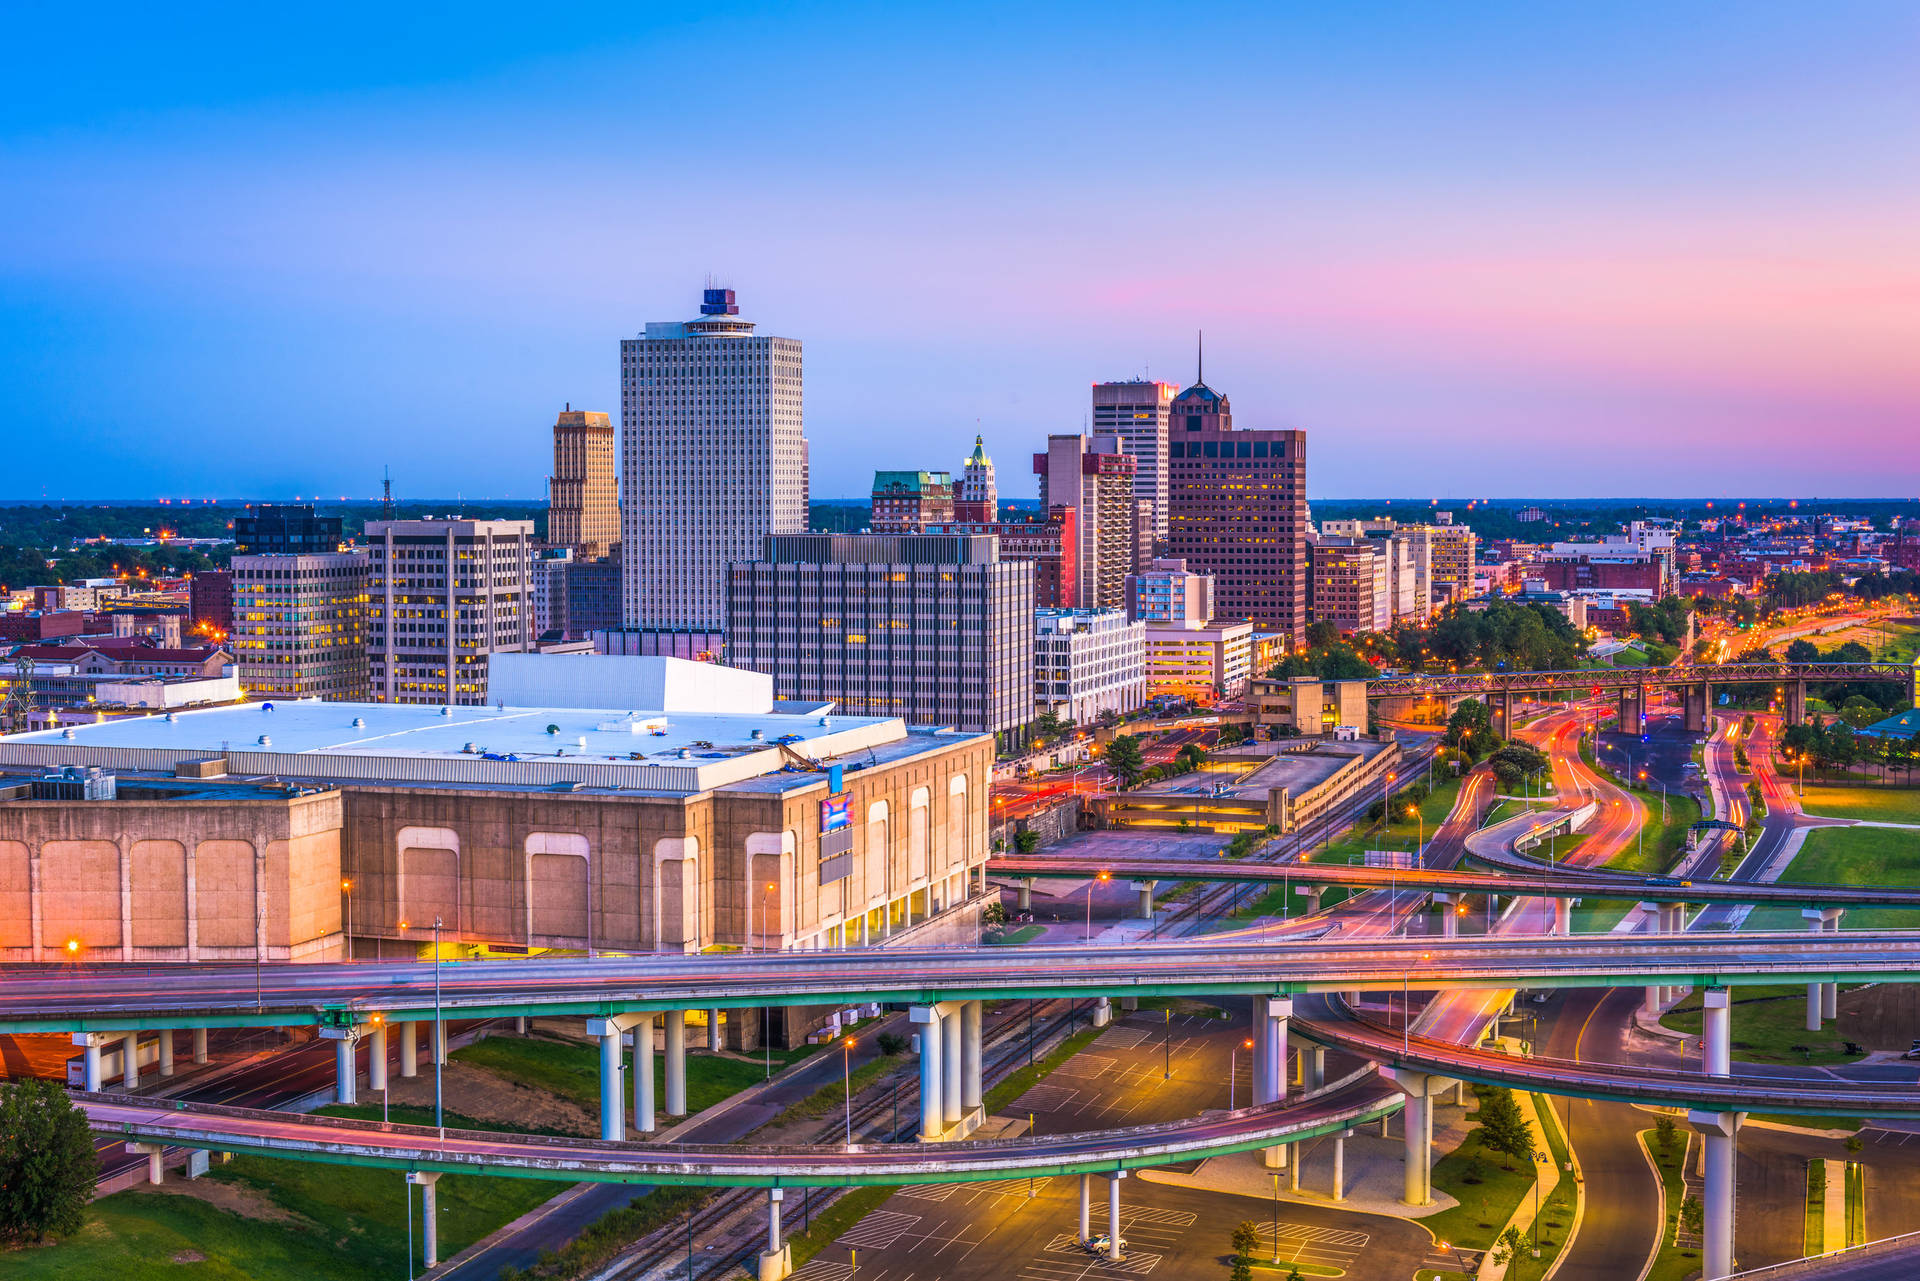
{"left": 1197, "top": 330, "right": 1204, "bottom": 386}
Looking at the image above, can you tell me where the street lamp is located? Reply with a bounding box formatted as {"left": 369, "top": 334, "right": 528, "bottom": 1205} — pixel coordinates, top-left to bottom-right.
{"left": 429, "top": 918, "right": 445, "bottom": 1138}
{"left": 842, "top": 1036, "right": 857, "bottom": 1147}
{"left": 1406, "top": 804, "right": 1423, "bottom": 865}
{"left": 1086, "top": 870, "right": 1110, "bottom": 942}
{"left": 341, "top": 878, "right": 353, "bottom": 959}
{"left": 1230, "top": 1037, "right": 1254, "bottom": 1110}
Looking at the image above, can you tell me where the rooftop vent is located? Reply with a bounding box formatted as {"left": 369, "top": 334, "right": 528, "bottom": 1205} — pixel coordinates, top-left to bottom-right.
{"left": 257, "top": 734, "right": 272, "bottom": 746}
{"left": 351, "top": 716, "right": 366, "bottom": 728}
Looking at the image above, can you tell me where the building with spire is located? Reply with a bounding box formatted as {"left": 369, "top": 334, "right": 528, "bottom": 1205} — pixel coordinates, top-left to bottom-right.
{"left": 955, "top": 434, "right": 998, "bottom": 522}
{"left": 1162, "top": 337, "right": 1310, "bottom": 645}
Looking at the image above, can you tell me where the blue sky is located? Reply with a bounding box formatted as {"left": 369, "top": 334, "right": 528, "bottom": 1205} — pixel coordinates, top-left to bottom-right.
{"left": 3, "top": 3, "right": 1917, "bottom": 501}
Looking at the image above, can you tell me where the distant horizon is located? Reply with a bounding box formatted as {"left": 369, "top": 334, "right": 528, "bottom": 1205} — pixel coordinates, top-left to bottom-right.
{"left": 6, "top": 5, "right": 1917, "bottom": 499}
{"left": 3, "top": 495, "right": 1915, "bottom": 508}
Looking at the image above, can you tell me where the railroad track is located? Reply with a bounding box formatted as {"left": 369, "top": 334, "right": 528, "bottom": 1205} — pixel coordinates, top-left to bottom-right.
{"left": 600, "top": 996, "right": 1093, "bottom": 1280}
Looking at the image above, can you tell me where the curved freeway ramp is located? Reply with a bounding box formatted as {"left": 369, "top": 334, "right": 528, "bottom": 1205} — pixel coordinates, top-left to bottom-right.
{"left": 78, "top": 1076, "right": 1403, "bottom": 1187}
{"left": 1293, "top": 1007, "right": 1920, "bottom": 1121}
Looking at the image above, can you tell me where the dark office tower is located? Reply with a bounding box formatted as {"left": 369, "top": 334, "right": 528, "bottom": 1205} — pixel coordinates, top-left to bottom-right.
{"left": 1162, "top": 351, "right": 1309, "bottom": 645}
{"left": 232, "top": 504, "right": 345, "bottom": 555}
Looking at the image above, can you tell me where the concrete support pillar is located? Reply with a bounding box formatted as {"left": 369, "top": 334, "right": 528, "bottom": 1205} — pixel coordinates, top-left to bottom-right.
{"left": 399, "top": 1020, "right": 418, "bottom": 1078}
{"left": 1287, "top": 1142, "right": 1301, "bottom": 1192}
{"left": 158, "top": 1029, "right": 175, "bottom": 1078}
{"left": 1133, "top": 880, "right": 1155, "bottom": 920}
{"left": 634, "top": 1017, "right": 656, "bottom": 1134}
{"left": 1804, "top": 908, "right": 1843, "bottom": 1024}
{"left": 122, "top": 1032, "right": 139, "bottom": 1090}
{"left": 409, "top": 1171, "right": 441, "bottom": 1269}
{"left": 333, "top": 1033, "right": 357, "bottom": 1105}
{"left": 1332, "top": 1132, "right": 1347, "bottom": 1201}
{"left": 758, "top": 1187, "right": 791, "bottom": 1281}
{"left": 1436, "top": 892, "right": 1457, "bottom": 938}
{"left": 83, "top": 1040, "right": 102, "bottom": 1092}
{"left": 1551, "top": 897, "right": 1571, "bottom": 937}
{"left": 515, "top": 1016, "right": 527, "bottom": 1035}
{"left": 913, "top": 1006, "right": 944, "bottom": 1140}
{"left": 1092, "top": 996, "right": 1112, "bottom": 1028}
{"left": 941, "top": 1002, "right": 963, "bottom": 1127}
{"left": 1018, "top": 878, "right": 1033, "bottom": 911}
{"left": 1389, "top": 1070, "right": 1433, "bottom": 1206}
{"left": 1306, "top": 1046, "right": 1325, "bottom": 1092}
{"left": 127, "top": 1142, "right": 165, "bottom": 1185}
{"left": 1107, "top": 1171, "right": 1126, "bottom": 1262}
{"left": 1690, "top": 1110, "right": 1745, "bottom": 1280}
{"left": 708, "top": 1010, "right": 724, "bottom": 1053}
{"left": 433, "top": 1018, "right": 447, "bottom": 1067}
{"left": 665, "top": 1011, "right": 687, "bottom": 1117}
{"left": 1078, "top": 1173, "right": 1090, "bottom": 1241}
{"left": 598, "top": 1027, "right": 625, "bottom": 1140}
{"left": 369, "top": 1022, "right": 388, "bottom": 1094}
{"left": 1704, "top": 988, "right": 1731, "bottom": 1078}
{"left": 191, "top": 1027, "right": 208, "bottom": 1065}
{"left": 1303, "top": 885, "right": 1323, "bottom": 915}
{"left": 961, "top": 1001, "right": 983, "bottom": 1113}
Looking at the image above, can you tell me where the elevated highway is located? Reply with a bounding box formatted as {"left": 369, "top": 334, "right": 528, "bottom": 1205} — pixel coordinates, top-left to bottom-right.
{"left": 78, "top": 1073, "right": 1402, "bottom": 1188}
{"left": 13, "top": 933, "right": 1920, "bottom": 1034}
{"left": 988, "top": 852, "right": 1920, "bottom": 910}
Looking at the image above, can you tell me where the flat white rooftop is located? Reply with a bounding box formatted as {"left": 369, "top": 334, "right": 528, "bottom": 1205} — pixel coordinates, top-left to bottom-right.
{"left": 0, "top": 700, "right": 928, "bottom": 796}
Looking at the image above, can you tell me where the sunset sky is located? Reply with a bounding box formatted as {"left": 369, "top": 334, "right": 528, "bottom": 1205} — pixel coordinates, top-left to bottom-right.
{"left": 3, "top": 2, "right": 1916, "bottom": 500}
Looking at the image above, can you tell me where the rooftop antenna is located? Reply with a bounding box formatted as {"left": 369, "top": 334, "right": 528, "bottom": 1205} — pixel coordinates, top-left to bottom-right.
{"left": 380, "top": 467, "right": 395, "bottom": 521}
{"left": 1197, "top": 330, "right": 1204, "bottom": 386}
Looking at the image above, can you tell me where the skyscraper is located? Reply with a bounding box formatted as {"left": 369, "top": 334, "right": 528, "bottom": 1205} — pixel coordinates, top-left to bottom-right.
{"left": 1092, "top": 380, "right": 1176, "bottom": 541}
{"left": 1163, "top": 365, "right": 1309, "bottom": 644}
{"left": 365, "top": 518, "right": 534, "bottom": 705}
{"left": 955, "top": 434, "right": 998, "bottom": 522}
{"left": 547, "top": 406, "right": 618, "bottom": 559}
{"left": 230, "top": 551, "right": 369, "bottom": 699}
{"left": 620, "top": 287, "right": 806, "bottom": 635}
{"left": 1034, "top": 434, "right": 1136, "bottom": 611}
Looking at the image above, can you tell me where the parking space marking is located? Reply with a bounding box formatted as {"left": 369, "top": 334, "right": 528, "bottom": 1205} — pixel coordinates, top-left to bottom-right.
{"left": 839, "top": 1210, "right": 922, "bottom": 1249}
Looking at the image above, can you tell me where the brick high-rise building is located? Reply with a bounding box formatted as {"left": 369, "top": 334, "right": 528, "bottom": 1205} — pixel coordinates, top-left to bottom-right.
{"left": 1163, "top": 374, "right": 1308, "bottom": 643}
{"left": 547, "top": 406, "right": 618, "bottom": 559}
{"left": 870, "top": 471, "right": 955, "bottom": 533}
{"left": 1092, "top": 380, "right": 1177, "bottom": 542}
{"left": 923, "top": 507, "right": 1077, "bottom": 608}
{"left": 230, "top": 552, "right": 369, "bottom": 700}
{"left": 366, "top": 518, "right": 534, "bottom": 705}
{"left": 1308, "top": 535, "right": 1389, "bottom": 635}
{"left": 620, "top": 287, "right": 807, "bottom": 634}
{"left": 188, "top": 569, "right": 234, "bottom": 641}
{"left": 1035, "top": 434, "right": 1136, "bottom": 611}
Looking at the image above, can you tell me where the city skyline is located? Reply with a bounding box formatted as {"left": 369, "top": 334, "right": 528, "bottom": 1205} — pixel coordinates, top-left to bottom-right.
{"left": 5, "top": 4, "right": 1917, "bottom": 501}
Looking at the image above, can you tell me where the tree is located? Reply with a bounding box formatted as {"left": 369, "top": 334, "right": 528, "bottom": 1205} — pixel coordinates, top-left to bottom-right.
{"left": 0, "top": 1079, "right": 96, "bottom": 1243}
{"left": 1654, "top": 1114, "right": 1677, "bottom": 1155}
{"left": 1488, "top": 742, "right": 1550, "bottom": 791}
{"left": 1231, "top": 1220, "right": 1261, "bottom": 1262}
{"left": 1492, "top": 1225, "right": 1526, "bottom": 1266}
{"left": 1476, "top": 1085, "right": 1533, "bottom": 1170}
{"left": 1229, "top": 1259, "right": 1253, "bottom": 1281}
{"left": 1104, "top": 734, "right": 1145, "bottom": 789}
{"left": 1786, "top": 638, "right": 1819, "bottom": 663}
{"left": 981, "top": 901, "right": 1007, "bottom": 929}
{"left": 1013, "top": 828, "right": 1040, "bottom": 854}
{"left": 1679, "top": 1193, "right": 1704, "bottom": 1240}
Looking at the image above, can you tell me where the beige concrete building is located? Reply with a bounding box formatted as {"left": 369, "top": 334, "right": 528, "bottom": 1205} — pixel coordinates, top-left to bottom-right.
{"left": 1142, "top": 619, "right": 1253, "bottom": 703}
{"left": 1250, "top": 676, "right": 1371, "bottom": 735}
{"left": 0, "top": 657, "right": 991, "bottom": 982}
{"left": 547, "top": 408, "right": 618, "bottom": 559}
{"left": 0, "top": 771, "right": 343, "bottom": 963}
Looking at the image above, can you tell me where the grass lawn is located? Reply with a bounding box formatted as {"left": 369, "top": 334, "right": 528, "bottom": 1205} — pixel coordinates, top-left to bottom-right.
{"left": 457, "top": 1031, "right": 816, "bottom": 1120}
{"left": 985, "top": 923, "right": 1046, "bottom": 945}
{"left": 1501, "top": 1094, "right": 1575, "bottom": 1281}
{"left": 1798, "top": 784, "right": 1920, "bottom": 826}
{"left": 1422, "top": 1087, "right": 1539, "bottom": 1255}
{"left": 1805, "top": 1159, "right": 1825, "bottom": 1256}
{"left": 1743, "top": 825, "right": 1920, "bottom": 932}
{"left": 1660, "top": 985, "right": 1862, "bottom": 1064}
{"left": 1642, "top": 1125, "right": 1703, "bottom": 1281}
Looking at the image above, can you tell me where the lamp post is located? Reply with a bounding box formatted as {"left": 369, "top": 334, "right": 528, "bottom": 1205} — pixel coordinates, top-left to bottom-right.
{"left": 1230, "top": 1037, "right": 1253, "bottom": 1110}
{"left": 1407, "top": 804, "right": 1423, "bottom": 866}
{"left": 1086, "top": 870, "right": 1110, "bottom": 942}
{"left": 341, "top": 878, "right": 353, "bottom": 959}
{"left": 763, "top": 881, "right": 776, "bottom": 1080}
{"left": 432, "top": 916, "right": 444, "bottom": 1139}
{"left": 842, "top": 1036, "right": 856, "bottom": 1147}
{"left": 1163, "top": 1008, "right": 1172, "bottom": 1081}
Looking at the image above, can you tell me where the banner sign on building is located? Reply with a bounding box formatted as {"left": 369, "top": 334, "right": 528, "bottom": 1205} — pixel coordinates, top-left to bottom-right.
{"left": 820, "top": 795, "right": 851, "bottom": 832}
